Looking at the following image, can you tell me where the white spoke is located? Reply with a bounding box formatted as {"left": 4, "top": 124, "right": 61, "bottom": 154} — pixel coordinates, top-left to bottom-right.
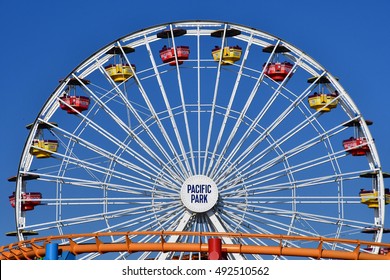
{"left": 157, "top": 210, "right": 192, "bottom": 260}
{"left": 143, "top": 35, "right": 192, "bottom": 177}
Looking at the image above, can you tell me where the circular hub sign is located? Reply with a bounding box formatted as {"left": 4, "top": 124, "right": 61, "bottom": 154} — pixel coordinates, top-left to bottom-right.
{"left": 180, "top": 175, "right": 218, "bottom": 213}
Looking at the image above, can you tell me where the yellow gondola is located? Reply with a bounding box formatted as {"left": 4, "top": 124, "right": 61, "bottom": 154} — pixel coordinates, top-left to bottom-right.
{"left": 29, "top": 139, "right": 58, "bottom": 158}
{"left": 105, "top": 64, "right": 136, "bottom": 83}
{"left": 308, "top": 92, "right": 339, "bottom": 112}
{"left": 212, "top": 46, "right": 242, "bottom": 65}
{"left": 104, "top": 46, "right": 136, "bottom": 83}
{"left": 359, "top": 188, "right": 390, "bottom": 208}
{"left": 27, "top": 122, "right": 58, "bottom": 158}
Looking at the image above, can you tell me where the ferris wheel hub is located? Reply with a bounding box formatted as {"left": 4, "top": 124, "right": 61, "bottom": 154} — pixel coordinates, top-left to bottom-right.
{"left": 180, "top": 175, "right": 219, "bottom": 213}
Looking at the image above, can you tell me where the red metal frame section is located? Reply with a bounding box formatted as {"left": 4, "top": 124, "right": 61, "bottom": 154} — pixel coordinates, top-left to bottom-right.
{"left": 1, "top": 231, "right": 389, "bottom": 260}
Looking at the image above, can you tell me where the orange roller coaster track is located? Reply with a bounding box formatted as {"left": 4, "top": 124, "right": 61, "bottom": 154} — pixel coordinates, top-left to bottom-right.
{"left": 1, "top": 231, "right": 389, "bottom": 260}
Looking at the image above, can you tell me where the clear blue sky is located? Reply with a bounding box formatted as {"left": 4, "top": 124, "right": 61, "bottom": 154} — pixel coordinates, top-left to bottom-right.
{"left": 1, "top": 0, "right": 390, "bottom": 249}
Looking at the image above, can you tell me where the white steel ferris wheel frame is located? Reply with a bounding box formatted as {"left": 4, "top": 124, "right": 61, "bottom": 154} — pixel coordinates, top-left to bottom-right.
{"left": 12, "top": 20, "right": 386, "bottom": 259}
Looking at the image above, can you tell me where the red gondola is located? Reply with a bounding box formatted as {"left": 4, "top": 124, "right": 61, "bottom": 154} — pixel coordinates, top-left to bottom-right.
{"left": 159, "top": 46, "right": 190, "bottom": 66}
{"left": 59, "top": 96, "right": 90, "bottom": 114}
{"left": 342, "top": 137, "right": 369, "bottom": 156}
{"left": 9, "top": 192, "right": 42, "bottom": 211}
{"left": 263, "top": 62, "right": 293, "bottom": 81}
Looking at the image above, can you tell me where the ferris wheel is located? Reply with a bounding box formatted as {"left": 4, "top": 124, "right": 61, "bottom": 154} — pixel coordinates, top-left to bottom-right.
{"left": 8, "top": 20, "right": 389, "bottom": 260}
